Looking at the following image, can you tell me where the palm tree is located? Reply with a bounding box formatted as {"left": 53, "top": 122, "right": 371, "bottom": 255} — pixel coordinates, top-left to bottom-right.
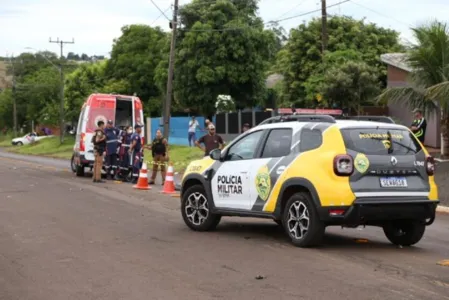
{"left": 378, "top": 20, "right": 449, "bottom": 157}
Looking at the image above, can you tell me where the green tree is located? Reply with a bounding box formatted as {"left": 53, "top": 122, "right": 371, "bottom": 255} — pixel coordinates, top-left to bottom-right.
{"left": 318, "top": 60, "right": 380, "bottom": 111}
{"left": 174, "top": 0, "right": 276, "bottom": 114}
{"left": 303, "top": 49, "right": 363, "bottom": 106}
{"left": 106, "top": 25, "right": 168, "bottom": 115}
{"left": 378, "top": 21, "right": 449, "bottom": 156}
{"left": 0, "top": 88, "right": 13, "bottom": 129}
{"left": 277, "top": 16, "right": 403, "bottom": 104}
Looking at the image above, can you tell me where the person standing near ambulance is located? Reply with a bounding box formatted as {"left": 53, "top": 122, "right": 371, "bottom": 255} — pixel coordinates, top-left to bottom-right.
{"left": 117, "top": 126, "right": 133, "bottom": 181}
{"left": 148, "top": 129, "right": 169, "bottom": 185}
{"left": 129, "top": 124, "right": 143, "bottom": 184}
{"left": 92, "top": 120, "right": 106, "bottom": 183}
{"left": 104, "top": 120, "right": 121, "bottom": 180}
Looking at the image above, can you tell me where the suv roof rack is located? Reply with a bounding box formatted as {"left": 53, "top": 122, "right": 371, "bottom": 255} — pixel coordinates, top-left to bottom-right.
{"left": 336, "top": 115, "right": 395, "bottom": 124}
{"left": 258, "top": 114, "right": 336, "bottom": 125}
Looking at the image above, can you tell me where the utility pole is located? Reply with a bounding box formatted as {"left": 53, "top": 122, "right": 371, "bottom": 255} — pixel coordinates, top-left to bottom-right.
{"left": 49, "top": 37, "right": 75, "bottom": 143}
{"left": 8, "top": 55, "right": 18, "bottom": 137}
{"left": 163, "top": 0, "right": 179, "bottom": 139}
{"left": 321, "top": 0, "right": 328, "bottom": 53}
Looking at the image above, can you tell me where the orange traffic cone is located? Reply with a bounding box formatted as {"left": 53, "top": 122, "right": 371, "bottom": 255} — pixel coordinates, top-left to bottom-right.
{"left": 161, "top": 163, "right": 176, "bottom": 194}
{"left": 133, "top": 162, "right": 151, "bottom": 190}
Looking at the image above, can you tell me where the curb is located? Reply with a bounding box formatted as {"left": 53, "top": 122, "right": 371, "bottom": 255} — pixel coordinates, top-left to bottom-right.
{"left": 437, "top": 205, "right": 449, "bottom": 214}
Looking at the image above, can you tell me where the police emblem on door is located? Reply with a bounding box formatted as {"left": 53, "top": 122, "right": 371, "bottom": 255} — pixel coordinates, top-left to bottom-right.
{"left": 255, "top": 165, "right": 271, "bottom": 201}
{"left": 354, "top": 153, "right": 370, "bottom": 174}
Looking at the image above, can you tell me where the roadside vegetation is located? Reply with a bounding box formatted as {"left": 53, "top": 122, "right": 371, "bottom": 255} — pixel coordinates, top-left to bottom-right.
{"left": 0, "top": 136, "right": 204, "bottom": 172}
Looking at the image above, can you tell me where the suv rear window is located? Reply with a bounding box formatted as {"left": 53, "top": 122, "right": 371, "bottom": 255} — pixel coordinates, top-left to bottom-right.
{"left": 340, "top": 128, "right": 422, "bottom": 155}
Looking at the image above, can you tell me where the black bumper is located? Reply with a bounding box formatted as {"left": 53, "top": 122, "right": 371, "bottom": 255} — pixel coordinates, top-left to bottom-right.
{"left": 318, "top": 200, "right": 439, "bottom": 226}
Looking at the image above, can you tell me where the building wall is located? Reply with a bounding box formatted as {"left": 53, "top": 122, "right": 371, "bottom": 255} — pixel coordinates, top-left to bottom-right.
{"left": 386, "top": 65, "right": 440, "bottom": 148}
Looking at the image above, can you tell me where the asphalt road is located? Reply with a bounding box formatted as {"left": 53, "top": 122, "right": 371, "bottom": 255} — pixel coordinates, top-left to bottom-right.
{"left": 0, "top": 151, "right": 449, "bottom": 300}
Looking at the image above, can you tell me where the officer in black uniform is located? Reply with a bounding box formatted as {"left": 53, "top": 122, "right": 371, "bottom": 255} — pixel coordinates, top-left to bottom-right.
{"left": 148, "top": 129, "right": 169, "bottom": 185}
{"left": 129, "top": 124, "right": 143, "bottom": 184}
{"left": 104, "top": 120, "right": 121, "bottom": 180}
{"left": 117, "top": 126, "right": 133, "bottom": 181}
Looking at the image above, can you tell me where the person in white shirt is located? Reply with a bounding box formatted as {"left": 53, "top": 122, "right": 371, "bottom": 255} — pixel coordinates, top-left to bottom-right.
{"left": 188, "top": 116, "right": 200, "bottom": 147}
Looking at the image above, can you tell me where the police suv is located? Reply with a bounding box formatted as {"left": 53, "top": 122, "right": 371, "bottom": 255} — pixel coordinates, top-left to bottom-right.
{"left": 180, "top": 115, "right": 439, "bottom": 247}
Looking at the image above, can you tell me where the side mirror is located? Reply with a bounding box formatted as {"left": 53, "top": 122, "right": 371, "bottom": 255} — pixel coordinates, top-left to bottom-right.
{"left": 209, "top": 149, "right": 222, "bottom": 161}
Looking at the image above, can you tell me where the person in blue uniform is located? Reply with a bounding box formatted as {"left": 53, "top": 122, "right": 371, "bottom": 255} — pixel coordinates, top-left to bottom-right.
{"left": 104, "top": 120, "right": 121, "bottom": 180}
{"left": 129, "top": 124, "right": 143, "bottom": 184}
{"left": 117, "top": 126, "right": 133, "bottom": 181}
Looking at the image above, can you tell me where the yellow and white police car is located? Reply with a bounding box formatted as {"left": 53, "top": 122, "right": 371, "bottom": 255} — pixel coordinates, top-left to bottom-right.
{"left": 180, "top": 115, "right": 439, "bottom": 247}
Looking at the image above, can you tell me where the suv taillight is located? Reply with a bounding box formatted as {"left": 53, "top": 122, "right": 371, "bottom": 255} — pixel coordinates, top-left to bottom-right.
{"left": 334, "top": 154, "right": 353, "bottom": 176}
{"left": 426, "top": 156, "right": 435, "bottom": 176}
{"left": 80, "top": 133, "right": 85, "bottom": 152}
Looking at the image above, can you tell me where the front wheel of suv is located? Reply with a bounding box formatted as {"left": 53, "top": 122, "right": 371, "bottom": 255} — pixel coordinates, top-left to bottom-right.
{"left": 382, "top": 220, "right": 426, "bottom": 246}
{"left": 283, "top": 192, "right": 325, "bottom": 247}
{"left": 181, "top": 185, "right": 221, "bottom": 232}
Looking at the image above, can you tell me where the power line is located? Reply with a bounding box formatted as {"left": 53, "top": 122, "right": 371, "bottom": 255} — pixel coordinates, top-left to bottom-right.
{"left": 150, "top": 5, "right": 172, "bottom": 26}
{"left": 181, "top": 0, "right": 350, "bottom": 32}
{"left": 348, "top": 0, "right": 411, "bottom": 27}
{"left": 149, "top": 0, "right": 171, "bottom": 21}
{"left": 274, "top": 0, "right": 308, "bottom": 20}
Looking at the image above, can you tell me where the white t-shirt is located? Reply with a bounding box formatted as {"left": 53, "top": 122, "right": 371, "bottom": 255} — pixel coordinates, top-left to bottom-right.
{"left": 189, "top": 120, "right": 199, "bottom": 133}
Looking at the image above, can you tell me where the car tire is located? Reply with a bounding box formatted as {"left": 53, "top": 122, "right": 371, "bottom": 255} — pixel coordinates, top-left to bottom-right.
{"left": 382, "top": 220, "right": 426, "bottom": 246}
{"left": 71, "top": 154, "right": 77, "bottom": 173}
{"left": 17, "top": 141, "right": 23, "bottom": 146}
{"left": 283, "top": 192, "right": 325, "bottom": 247}
{"left": 75, "top": 164, "right": 85, "bottom": 177}
{"left": 181, "top": 185, "right": 221, "bottom": 232}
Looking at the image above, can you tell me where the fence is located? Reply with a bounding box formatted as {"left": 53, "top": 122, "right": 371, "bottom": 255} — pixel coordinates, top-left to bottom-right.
{"left": 146, "top": 106, "right": 390, "bottom": 146}
{"left": 148, "top": 116, "right": 216, "bottom": 146}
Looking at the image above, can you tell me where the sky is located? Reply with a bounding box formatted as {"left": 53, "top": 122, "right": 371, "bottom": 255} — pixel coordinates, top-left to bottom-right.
{"left": 1, "top": 0, "right": 449, "bottom": 58}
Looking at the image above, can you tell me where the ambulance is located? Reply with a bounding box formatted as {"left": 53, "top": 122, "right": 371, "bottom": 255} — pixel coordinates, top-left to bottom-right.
{"left": 71, "top": 93, "right": 145, "bottom": 176}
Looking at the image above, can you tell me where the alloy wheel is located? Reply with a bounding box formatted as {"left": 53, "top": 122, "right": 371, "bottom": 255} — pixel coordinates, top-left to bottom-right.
{"left": 287, "top": 201, "right": 310, "bottom": 240}
{"left": 185, "top": 192, "right": 209, "bottom": 226}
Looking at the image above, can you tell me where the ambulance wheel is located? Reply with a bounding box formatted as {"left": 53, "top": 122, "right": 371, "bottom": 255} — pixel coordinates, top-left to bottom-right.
{"left": 71, "top": 154, "right": 76, "bottom": 173}
{"left": 181, "top": 185, "right": 221, "bottom": 231}
{"left": 75, "top": 164, "right": 85, "bottom": 177}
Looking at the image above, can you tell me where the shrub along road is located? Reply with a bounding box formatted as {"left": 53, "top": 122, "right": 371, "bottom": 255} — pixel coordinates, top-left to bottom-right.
{"left": 0, "top": 150, "right": 449, "bottom": 299}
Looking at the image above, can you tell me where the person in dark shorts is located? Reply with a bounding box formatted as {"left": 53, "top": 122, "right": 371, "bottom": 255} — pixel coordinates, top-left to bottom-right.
{"left": 410, "top": 108, "right": 427, "bottom": 144}
{"left": 148, "top": 129, "right": 169, "bottom": 185}
{"left": 196, "top": 124, "right": 224, "bottom": 156}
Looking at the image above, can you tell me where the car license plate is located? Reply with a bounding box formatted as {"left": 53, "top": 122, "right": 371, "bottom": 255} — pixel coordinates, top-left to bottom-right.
{"left": 380, "top": 177, "right": 408, "bottom": 187}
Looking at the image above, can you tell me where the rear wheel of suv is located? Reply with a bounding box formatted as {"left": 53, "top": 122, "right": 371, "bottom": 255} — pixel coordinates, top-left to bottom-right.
{"left": 181, "top": 185, "right": 221, "bottom": 231}
{"left": 382, "top": 220, "right": 426, "bottom": 246}
{"left": 283, "top": 192, "right": 325, "bottom": 247}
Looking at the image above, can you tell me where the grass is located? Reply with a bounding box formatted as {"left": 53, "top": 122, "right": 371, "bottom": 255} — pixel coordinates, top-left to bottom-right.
{"left": 5, "top": 135, "right": 75, "bottom": 160}
{"left": 164, "top": 145, "right": 204, "bottom": 172}
{"left": 0, "top": 134, "right": 13, "bottom": 147}
{"left": 1, "top": 135, "right": 205, "bottom": 172}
